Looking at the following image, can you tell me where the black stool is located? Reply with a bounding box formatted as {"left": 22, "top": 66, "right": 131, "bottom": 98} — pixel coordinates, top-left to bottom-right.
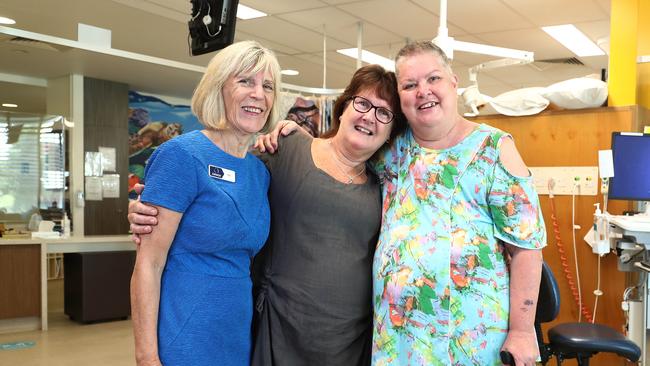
{"left": 535, "top": 262, "right": 641, "bottom": 366}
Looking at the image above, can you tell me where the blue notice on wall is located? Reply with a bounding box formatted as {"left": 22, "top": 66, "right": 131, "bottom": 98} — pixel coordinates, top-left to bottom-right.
{"left": 0, "top": 341, "right": 36, "bottom": 351}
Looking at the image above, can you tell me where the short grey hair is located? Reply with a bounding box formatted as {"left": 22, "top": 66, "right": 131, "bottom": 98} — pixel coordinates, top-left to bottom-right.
{"left": 191, "top": 40, "right": 282, "bottom": 134}
{"left": 394, "top": 40, "right": 453, "bottom": 77}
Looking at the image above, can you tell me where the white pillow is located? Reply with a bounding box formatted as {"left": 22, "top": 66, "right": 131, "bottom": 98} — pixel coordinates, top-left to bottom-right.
{"left": 488, "top": 87, "right": 550, "bottom": 116}
{"left": 542, "top": 77, "right": 608, "bottom": 109}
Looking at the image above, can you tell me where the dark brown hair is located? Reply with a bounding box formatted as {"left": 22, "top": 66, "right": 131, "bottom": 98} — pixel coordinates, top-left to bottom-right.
{"left": 321, "top": 64, "right": 406, "bottom": 141}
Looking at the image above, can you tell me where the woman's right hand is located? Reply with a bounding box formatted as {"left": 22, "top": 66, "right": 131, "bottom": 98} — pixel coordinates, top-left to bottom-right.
{"left": 253, "top": 120, "right": 302, "bottom": 153}
{"left": 128, "top": 183, "right": 159, "bottom": 245}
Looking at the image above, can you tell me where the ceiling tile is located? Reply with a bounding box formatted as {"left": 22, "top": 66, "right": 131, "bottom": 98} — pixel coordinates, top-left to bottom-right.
{"left": 278, "top": 52, "right": 355, "bottom": 89}
{"left": 237, "top": 16, "right": 349, "bottom": 54}
{"left": 575, "top": 20, "right": 610, "bottom": 42}
{"left": 338, "top": 0, "right": 442, "bottom": 40}
{"left": 128, "top": 0, "right": 190, "bottom": 19}
{"left": 233, "top": 30, "right": 303, "bottom": 56}
{"left": 594, "top": 0, "right": 610, "bottom": 14}
{"left": 276, "top": 7, "right": 403, "bottom": 47}
{"left": 482, "top": 62, "right": 596, "bottom": 87}
{"left": 502, "top": 0, "right": 609, "bottom": 27}
{"left": 445, "top": 0, "right": 534, "bottom": 34}
{"left": 578, "top": 55, "right": 608, "bottom": 71}
{"left": 0, "top": 81, "right": 46, "bottom": 114}
{"left": 409, "top": 0, "right": 467, "bottom": 36}
{"left": 318, "top": 0, "right": 361, "bottom": 4}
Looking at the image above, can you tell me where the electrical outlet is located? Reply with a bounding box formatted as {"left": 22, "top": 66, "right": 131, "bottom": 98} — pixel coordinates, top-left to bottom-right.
{"left": 530, "top": 166, "right": 599, "bottom": 196}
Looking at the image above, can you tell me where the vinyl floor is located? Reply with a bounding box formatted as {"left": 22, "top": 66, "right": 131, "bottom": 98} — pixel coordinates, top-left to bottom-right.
{"left": 0, "top": 312, "right": 134, "bottom": 366}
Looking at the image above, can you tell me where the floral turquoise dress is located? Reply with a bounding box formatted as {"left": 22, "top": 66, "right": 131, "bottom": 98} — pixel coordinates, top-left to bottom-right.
{"left": 372, "top": 124, "right": 546, "bottom": 366}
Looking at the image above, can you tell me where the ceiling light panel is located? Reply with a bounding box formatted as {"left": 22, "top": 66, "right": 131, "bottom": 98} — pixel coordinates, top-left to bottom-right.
{"left": 336, "top": 48, "right": 395, "bottom": 71}
{"left": 0, "top": 16, "right": 16, "bottom": 25}
{"left": 281, "top": 69, "right": 299, "bottom": 76}
{"left": 542, "top": 24, "right": 605, "bottom": 57}
{"left": 237, "top": 4, "right": 267, "bottom": 20}
{"left": 502, "top": 0, "right": 608, "bottom": 26}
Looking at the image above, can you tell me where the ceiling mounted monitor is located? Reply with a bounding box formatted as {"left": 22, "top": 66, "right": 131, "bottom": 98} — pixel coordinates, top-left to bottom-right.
{"left": 188, "top": 0, "right": 239, "bottom": 56}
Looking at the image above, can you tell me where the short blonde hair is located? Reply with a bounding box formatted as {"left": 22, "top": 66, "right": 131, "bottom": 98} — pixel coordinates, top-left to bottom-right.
{"left": 191, "top": 40, "right": 282, "bottom": 134}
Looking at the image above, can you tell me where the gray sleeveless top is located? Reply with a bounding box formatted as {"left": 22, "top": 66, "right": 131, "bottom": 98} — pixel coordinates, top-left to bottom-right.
{"left": 252, "top": 132, "right": 381, "bottom": 366}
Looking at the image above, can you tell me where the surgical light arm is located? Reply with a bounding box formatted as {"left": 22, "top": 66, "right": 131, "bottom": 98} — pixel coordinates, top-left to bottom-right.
{"left": 462, "top": 58, "right": 534, "bottom": 116}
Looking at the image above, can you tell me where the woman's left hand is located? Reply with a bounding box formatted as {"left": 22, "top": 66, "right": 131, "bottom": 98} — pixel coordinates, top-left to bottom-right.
{"left": 501, "top": 329, "right": 539, "bottom": 366}
{"left": 253, "top": 120, "right": 301, "bottom": 153}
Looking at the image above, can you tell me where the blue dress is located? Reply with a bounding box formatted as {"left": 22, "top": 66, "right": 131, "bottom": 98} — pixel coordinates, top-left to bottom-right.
{"left": 142, "top": 130, "right": 270, "bottom": 366}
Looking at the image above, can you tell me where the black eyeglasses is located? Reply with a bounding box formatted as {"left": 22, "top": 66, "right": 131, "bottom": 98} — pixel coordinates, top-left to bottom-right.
{"left": 349, "top": 96, "right": 395, "bottom": 124}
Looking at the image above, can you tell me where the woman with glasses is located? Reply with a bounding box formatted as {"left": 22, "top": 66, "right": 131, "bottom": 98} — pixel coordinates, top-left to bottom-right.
{"left": 250, "top": 65, "right": 405, "bottom": 366}
{"left": 129, "top": 64, "right": 406, "bottom": 366}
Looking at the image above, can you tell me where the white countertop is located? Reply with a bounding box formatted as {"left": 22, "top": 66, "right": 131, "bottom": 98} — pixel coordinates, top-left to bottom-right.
{"left": 0, "top": 235, "right": 135, "bottom": 252}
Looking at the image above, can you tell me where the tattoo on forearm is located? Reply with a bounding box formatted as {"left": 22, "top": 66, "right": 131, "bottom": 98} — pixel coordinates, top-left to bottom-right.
{"left": 520, "top": 299, "right": 535, "bottom": 312}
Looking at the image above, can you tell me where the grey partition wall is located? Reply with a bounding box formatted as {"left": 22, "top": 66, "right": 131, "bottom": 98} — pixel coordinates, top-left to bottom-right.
{"left": 83, "top": 77, "right": 129, "bottom": 235}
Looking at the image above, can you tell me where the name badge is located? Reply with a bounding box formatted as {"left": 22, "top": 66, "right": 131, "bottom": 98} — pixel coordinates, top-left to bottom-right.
{"left": 208, "top": 165, "right": 236, "bottom": 183}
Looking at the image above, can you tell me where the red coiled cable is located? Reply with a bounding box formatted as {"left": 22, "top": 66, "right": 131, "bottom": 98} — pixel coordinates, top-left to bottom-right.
{"left": 548, "top": 194, "right": 594, "bottom": 322}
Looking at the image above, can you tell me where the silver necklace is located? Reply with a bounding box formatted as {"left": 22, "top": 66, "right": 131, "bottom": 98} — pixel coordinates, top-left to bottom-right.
{"left": 328, "top": 139, "right": 365, "bottom": 184}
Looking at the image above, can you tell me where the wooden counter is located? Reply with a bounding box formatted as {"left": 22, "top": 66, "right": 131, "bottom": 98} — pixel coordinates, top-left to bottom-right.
{"left": 0, "top": 235, "right": 134, "bottom": 332}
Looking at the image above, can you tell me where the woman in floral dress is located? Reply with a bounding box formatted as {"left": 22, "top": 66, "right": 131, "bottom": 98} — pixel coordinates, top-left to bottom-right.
{"left": 371, "top": 41, "right": 546, "bottom": 366}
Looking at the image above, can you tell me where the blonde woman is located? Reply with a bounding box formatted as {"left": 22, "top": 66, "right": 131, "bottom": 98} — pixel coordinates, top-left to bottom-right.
{"left": 130, "top": 40, "right": 281, "bottom": 366}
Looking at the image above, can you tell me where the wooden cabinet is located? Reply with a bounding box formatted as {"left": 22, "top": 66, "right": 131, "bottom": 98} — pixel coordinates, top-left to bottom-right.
{"left": 0, "top": 244, "right": 40, "bottom": 320}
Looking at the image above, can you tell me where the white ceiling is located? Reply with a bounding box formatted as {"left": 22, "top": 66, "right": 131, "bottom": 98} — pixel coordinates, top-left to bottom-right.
{"left": 0, "top": 0, "right": 610, "bottom": 114}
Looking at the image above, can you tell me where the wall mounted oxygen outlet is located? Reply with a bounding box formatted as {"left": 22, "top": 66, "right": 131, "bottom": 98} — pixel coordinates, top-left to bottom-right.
{"left": 530, "top": 166, "right": 599, "bottom": 196}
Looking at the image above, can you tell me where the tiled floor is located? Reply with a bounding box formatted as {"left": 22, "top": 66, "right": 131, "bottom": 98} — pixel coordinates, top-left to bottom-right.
{"left": 0, "top": 312, "right": 134, "bottom": 366}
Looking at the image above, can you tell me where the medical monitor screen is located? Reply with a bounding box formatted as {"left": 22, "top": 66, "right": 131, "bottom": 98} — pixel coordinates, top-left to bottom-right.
{"left": 608, "top": 132, "right": 650, "bottom": 201}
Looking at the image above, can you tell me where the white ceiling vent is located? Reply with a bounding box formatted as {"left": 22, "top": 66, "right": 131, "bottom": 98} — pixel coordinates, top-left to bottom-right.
{"left": 6, "top": 37, "right": 71, "bottom": 52}
{"left": 538, "top": 57, "right": 585, "bottom": 66}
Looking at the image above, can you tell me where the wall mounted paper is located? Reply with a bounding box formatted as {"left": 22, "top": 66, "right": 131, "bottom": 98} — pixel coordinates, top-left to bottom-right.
{"left": 98, "top": 146, "right": 117, "bottom": 172}
{"left": 84, "top": 151, "right": 103, "bottom": 177}
{"left": 85, "top": 176, "right": 103, "bottom": 200}
{"left": 102, "top": 174, "right": 120, "bottom": 198}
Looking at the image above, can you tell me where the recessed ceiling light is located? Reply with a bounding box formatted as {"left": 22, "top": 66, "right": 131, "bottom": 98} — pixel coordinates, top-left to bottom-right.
{"left": 0, "top": 17, "right": 16, "bottom": 25}
{"left": 237, "top": 4, "right": 267, "bottom": 20}
{"left": 2, "top": 103, "right": 18, "bottom": 108}
{"left": 542, "top": 24, "right": 605, "bottom": 57}
{"left": 281, "top": 69, "right": 299, "bottom": 76}
{"left": 336, "top": 48, "right": 395, "bottom": 71}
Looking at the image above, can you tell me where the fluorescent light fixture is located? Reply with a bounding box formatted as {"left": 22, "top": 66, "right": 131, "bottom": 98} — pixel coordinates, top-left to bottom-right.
{"left": 237, "top": 4, "right": 267, "bottom": 20}
{"left": 336, "top": 48, "right": 395, "bottom": 71}
{"left": 2, "top": 103, "right": 18, "bottom": 108}
{"left": 281, "top": 69, "right": 299, "bottom": 76}
{"left": 453, "top": 40, "right": 533, "bottom": 61}
{"left": 0, "top": 17, "right": 16, "bottom": 25}
{"left": 542, "top": 24, "right": 605, "bottom": 57}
